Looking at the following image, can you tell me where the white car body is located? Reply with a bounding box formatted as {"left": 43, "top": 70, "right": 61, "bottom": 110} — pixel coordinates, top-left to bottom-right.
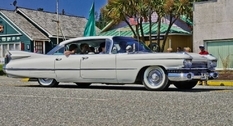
{"left": 3, "top": 36, "right": 218, "bottom": 90}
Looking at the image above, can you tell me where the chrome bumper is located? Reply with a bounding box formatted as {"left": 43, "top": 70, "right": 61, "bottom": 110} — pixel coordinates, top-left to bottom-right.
{"left": 209, "top": 72, "right": 219, "bottom": 79}
{"left": 168, "top": 73, "right": 194, "bottom": 81}
{"left": 168, "top": 72, "right": 219, "bottom": 81}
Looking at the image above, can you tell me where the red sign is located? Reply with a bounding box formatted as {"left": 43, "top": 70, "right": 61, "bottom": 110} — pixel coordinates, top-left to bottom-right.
{"left": 129, "top": 18, "right": 138, "bottom": 25}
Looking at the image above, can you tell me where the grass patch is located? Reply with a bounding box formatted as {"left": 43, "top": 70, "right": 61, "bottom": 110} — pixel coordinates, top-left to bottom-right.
{"left": 0, "top": 64, "right": 5, "bottom": 75}
{"left": 0, "top": 64, "right": 3, "bottom": 71}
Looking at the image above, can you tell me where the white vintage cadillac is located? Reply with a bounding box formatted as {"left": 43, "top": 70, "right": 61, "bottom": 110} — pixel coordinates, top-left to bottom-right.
{"left": 3, "top": 36, "right": 218, "bottom": 91}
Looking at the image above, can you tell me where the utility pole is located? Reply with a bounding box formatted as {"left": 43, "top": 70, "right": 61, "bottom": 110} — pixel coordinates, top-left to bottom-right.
{"left": 56, "top": 0, "right": 59, "bottom": 45}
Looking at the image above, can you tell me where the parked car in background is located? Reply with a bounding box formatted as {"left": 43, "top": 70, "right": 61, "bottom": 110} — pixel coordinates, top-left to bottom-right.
{"left": 3, "top": 36, "right": 218, "bottom": 91}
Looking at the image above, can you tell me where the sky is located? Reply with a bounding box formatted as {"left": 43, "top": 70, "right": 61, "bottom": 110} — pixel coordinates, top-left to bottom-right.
{"left": 0, "top": 0, "right": 107, "bottom": 18}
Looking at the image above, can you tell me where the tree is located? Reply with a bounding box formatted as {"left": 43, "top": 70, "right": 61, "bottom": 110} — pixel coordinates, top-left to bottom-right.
{"left": 160, "top": 0, "right": 192, "bottom": 52}
{"left": 102, "top": 0, "right": 194, "bottom": 51}
{"left": 95, "top": 12, "right": 108, "bottom": 30}
{"left": 101, "top": 0, "right": 138, "bottom": 37}
{"left": 102, "top": 0, "right": 155, "bottom": 41}
{"left": 150, "top": 0, "right": 166, "bottom": 52}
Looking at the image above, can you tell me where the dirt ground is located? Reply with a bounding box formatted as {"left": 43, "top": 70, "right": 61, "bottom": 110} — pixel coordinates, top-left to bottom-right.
{"left": 216, "top": 70, "right": 233, "bottom": 80}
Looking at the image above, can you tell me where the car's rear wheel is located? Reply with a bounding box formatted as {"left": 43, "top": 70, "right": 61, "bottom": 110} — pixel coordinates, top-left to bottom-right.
{"left": 75, "top": 83, "right": 91, "bottom": 88}
{"left": 38, "top": 78, "right": 59, "bottom": 87}
{"left": 143, "top": 66, "right": 169, "bottom": 91}
{"left": 173, "top": 81, "right": 198, "bottom": 90}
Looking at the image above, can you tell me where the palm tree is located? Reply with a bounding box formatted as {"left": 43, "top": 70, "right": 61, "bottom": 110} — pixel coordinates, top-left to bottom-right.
{"left": 159, "top": 0, "right": 192, "bottom": 52}
{"left": 101, "top": 0, "right": 138, "bottom": 37}
{"left": 150, "top": 0, "right": 166, "bottom": 52}
{"left": 102, "top": 0, "right": 193, "bottom": 51}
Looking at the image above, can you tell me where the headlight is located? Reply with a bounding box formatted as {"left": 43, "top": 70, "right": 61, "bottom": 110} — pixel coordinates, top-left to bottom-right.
{"left": 209, "top": 60, "right": 217, "bottom": 68}
{"left": 183, "top": 59, "right": 192, "bottom": 68}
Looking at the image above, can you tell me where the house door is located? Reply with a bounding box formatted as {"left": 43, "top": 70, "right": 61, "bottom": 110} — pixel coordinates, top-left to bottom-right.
{"left": 34, "top": 41, "right": 44, "bottom": 54}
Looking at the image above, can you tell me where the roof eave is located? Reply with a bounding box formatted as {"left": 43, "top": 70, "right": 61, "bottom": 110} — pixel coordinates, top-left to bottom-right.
{"left": 16, "top": 8, "right": 53, "bottom": 37}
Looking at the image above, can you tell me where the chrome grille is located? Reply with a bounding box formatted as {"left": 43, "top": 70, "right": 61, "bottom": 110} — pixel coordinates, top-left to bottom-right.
{"left": 191, "top": 63, "right": 208, "bottom": 68}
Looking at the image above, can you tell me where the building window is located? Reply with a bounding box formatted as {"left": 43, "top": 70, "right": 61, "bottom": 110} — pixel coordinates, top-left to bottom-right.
{"left": 2, "top": 44, "right": 7, "bottom": 58}
{"left": 9, "top": 44, "right": 14, "bottom": 50}
{"left": 0, "top": 42, "right": 21, "bottom": 63}
{"left": 15, "top": 43, "right": 20, "bottom": 50}
{"left": 34, "top": 41, "right": 43, "bottom": 54}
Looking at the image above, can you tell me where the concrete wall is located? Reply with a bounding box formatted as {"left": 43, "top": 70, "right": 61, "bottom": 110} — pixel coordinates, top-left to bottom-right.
{"left": 193, "top": 0, "right": 233, "bottom": 53}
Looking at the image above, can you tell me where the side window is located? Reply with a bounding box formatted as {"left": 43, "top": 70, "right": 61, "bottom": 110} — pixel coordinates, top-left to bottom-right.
{"left": 112, "top": 41, "right": 127, "bottom": 53}
{"left": 65, "top": 39, "right": 108, "bottom": 55}
{"left": 54, "top": 47, "right": 65, "bottom": 55}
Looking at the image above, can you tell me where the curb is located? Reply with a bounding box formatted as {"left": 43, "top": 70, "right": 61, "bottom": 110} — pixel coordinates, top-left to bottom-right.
{"left": 21, "top": 78, "right": 29, "bottom": 82}
{"left": 21, "top": 78, "right": 37, "bottom": 82}
{"left": 207, "top": 80, "right": 233, "bottom": 86}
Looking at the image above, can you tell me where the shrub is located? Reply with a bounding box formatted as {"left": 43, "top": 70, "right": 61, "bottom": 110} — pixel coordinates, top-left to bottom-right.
{"left": 218, "top": 50, "right": 233, "bottom": 73}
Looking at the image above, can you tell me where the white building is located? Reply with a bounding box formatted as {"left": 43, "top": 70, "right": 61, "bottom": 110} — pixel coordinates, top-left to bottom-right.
{"left": 193, "top": 0, "right": 233, "bottom": 69}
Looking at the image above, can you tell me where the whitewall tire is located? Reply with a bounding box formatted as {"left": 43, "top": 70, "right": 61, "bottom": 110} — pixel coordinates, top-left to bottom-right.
{"left": 143, "top": 66, "right": 169, "bottom": 91}
{"left": 38, "top": 78, "right": 59, "bottom": 87}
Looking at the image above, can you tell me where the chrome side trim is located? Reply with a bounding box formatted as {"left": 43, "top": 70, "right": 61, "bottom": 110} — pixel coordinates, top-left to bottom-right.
{"left": 4, "top": 68, "right": 137, "bottom": 71}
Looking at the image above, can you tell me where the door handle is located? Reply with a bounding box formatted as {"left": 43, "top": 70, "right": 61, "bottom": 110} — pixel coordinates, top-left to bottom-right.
{"left": 56, "top": 58, "right": 62, "bottom": 61}
{"left": 82, "top": 57, "right": 89, "bottom": 60}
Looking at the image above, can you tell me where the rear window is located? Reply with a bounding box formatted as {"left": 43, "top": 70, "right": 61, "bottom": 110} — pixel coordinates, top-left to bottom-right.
{"left": 112, "top": 37, "right": 152, "bottom": 53}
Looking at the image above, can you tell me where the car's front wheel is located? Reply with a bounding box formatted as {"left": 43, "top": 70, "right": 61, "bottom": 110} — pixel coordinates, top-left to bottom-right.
{"left": 75, "top": 83, "right": 91, "bottom": 88}
{"left": 173, "top": 81, "right": 198, "bottom": 90}
{"left": 38, "top": 78, "right": 59, "bottom": 87}
{"left": 143, "top": 66, "right": 169, "bottom": 91}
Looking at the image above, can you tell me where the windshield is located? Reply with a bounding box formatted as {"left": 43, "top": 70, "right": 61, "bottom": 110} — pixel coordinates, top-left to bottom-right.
{"left": 112, "top": 36, "right": 152, "bottom": 53}
{"left": 47, "top": 45, "right": 65, "bottom": 55}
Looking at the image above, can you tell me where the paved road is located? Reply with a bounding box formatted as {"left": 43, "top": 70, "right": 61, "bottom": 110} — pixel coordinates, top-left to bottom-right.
{"left": 0, "top": 76, "right": 233, "bottom": 126}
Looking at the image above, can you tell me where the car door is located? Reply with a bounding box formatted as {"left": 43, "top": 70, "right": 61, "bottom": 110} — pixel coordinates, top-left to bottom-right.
{"left": 80, "top": 39, "right": 117, "bottom": 83}
{"left": 80, "top": 54, "right": 116, "bottom": 82}
{"left": 54, "top": 55, "right": 82, "bottom": 82}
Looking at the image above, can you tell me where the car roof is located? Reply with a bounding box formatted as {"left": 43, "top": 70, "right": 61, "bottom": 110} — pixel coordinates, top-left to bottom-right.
{"left": 59, "top": 36, "right": 115, "bottom": 45}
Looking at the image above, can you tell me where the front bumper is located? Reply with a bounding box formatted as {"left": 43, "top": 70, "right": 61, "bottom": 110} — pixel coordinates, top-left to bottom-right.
{"left": 168, "top": 72, "right": 219, "bottom": 82}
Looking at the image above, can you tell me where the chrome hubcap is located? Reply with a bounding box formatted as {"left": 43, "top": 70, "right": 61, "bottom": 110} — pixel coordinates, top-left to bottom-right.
{"left": 147, "top": 70, "right": 163, "bottom": 86}
{"left": 38, "top": 78, "right": 54, "bottom": 86}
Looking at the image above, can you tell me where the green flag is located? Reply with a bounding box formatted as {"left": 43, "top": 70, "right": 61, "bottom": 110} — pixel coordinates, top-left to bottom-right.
{"left": 83, "top": 2, "right": 96, "bottom": 36}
